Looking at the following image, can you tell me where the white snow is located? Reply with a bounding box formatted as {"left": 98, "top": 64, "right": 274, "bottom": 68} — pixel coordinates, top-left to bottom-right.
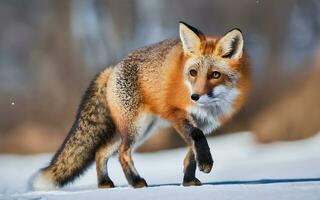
{"left": 0, "top": 132, "right": 320, "bottom": 200}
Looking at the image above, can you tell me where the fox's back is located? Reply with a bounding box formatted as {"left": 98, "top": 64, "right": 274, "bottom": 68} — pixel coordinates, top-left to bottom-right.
{"left": 123, "top": 38, "right": 181, "bottom": 87}
{"left": 107, "top": 39, "right": 184, "bottom": 114}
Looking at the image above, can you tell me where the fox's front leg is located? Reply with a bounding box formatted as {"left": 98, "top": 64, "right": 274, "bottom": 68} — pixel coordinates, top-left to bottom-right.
{"left": 183, "top": 147, "right": 201, "bottom": 186}
{"left": 189, "top": 126, "right": 214, "bottom": 173}
{"left": 172, "top": 119, "right": 213, "bottom": 185}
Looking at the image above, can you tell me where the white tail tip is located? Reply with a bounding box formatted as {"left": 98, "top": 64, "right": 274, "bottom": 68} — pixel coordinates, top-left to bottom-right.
{"left": 30, "top": 171, "right": 57, "bottom": 191}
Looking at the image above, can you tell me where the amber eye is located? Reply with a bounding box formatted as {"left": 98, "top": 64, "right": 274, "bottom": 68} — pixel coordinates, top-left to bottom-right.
{"left": 189, "top": 69, "right": 197, "bottom": 77}
{"left": 211, "top": 71, "right": 221, "bottom": 79}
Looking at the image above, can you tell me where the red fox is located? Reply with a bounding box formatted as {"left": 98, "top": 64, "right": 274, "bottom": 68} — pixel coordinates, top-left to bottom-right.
{"left": 31, "top": 22, "right": 250, "bottom": 190}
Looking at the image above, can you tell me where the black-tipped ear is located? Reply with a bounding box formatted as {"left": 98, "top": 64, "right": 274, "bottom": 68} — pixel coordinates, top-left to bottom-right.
{"left": 215, "top": 28, "right": 244, "bottom": 59}
{"left": 179, "top": 22, "right": 204, "bottom": 54}
{"left": 179, "top": 21, "right": 204, "bottom": 38}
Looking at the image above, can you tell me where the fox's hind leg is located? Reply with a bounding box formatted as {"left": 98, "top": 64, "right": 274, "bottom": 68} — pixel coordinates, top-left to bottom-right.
{"left": 118, "top": 124, "right": 148, "bottom": 188}
{"left": 118, "top": 137, "right": 147, "bottom": 188}
{"left": 95, "top": 137, "right": 121, "bottom": 188}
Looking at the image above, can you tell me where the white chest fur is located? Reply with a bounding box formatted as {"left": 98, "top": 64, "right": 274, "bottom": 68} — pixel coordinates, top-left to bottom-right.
{"left": 188, "top": 105, "right": 221, "bottom": 135}
{"left": 188, "top": 87, "right": 240, "bottom": 135}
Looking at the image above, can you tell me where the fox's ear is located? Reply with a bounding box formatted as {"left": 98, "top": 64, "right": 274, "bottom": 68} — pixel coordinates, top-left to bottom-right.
{"left": 215, "top": 29, "right": 243, "bottom": 59}
{"left": 179, "top": 22, "right": 204, "bottom": 55}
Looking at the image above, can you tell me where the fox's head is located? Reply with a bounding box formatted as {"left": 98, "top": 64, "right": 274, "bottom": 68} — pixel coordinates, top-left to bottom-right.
{"left": 179, "top": 22, "right": 248, "bottom": 107}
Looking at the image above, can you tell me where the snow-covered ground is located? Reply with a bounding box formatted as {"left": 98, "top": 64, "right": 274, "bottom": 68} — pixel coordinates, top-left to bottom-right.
{"left": 0, "top": 132, "right": 320, "bottom": 200}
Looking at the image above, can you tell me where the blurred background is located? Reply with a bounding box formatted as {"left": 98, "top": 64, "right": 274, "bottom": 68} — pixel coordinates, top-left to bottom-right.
{"left": 0, "top": 0, "right": 319, "bottom": 154}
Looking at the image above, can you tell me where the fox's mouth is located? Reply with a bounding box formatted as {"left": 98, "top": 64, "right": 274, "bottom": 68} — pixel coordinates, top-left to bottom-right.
{"left": 195, "top": 95, "right": 219, "bottom": 106}
{"left": 197, "top": 100, "right": 218, "bottom": 106}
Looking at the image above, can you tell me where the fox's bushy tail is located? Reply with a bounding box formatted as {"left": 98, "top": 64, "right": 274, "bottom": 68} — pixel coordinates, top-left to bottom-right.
{"left": 31, "top": 67, "right": 116, "bottom": 190}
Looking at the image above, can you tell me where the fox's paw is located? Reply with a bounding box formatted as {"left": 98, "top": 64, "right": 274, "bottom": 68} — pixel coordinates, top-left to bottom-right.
{"left": 183, "top": 177, "right": 202, "bottom": 186}
{"left": 197, "top": 154, "right": 214, "bottom": 173}
{"left": 131, "top": 177, "right": 148, "bottom": 188}
{"left": 198, "top": 162, "right": 213, "bottom": 173}
{"left": 98, "top": 180, "right": 115, "bottom": 189}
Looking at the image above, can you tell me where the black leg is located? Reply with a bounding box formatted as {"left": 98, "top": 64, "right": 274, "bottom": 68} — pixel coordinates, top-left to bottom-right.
{"left": 183, "top": 147, "right": 202, "bottom": 186}
{"left": 190, "top": 127, "right": 213, "bottom": 173}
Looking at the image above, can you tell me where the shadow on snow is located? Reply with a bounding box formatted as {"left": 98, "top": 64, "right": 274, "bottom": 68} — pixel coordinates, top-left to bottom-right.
{"left": 147, "top": 178, "right": 320, "bottom": 187}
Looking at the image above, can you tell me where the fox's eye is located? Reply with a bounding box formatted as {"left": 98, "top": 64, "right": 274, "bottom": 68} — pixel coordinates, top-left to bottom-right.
{"left": 211, "top": 71, "right": 221, "bottom": 79}
{"left": 189, "top": 69, "right": 197, "bottom": 77}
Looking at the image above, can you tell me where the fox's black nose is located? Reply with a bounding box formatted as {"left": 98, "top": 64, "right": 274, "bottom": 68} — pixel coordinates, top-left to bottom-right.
{"left": 191, "top": 94, "right": 200, "bottom": 101}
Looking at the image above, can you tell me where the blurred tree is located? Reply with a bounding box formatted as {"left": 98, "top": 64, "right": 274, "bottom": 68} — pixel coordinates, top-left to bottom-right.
{"left": 0, "top": 0, "right": 319, "bottom": 153}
